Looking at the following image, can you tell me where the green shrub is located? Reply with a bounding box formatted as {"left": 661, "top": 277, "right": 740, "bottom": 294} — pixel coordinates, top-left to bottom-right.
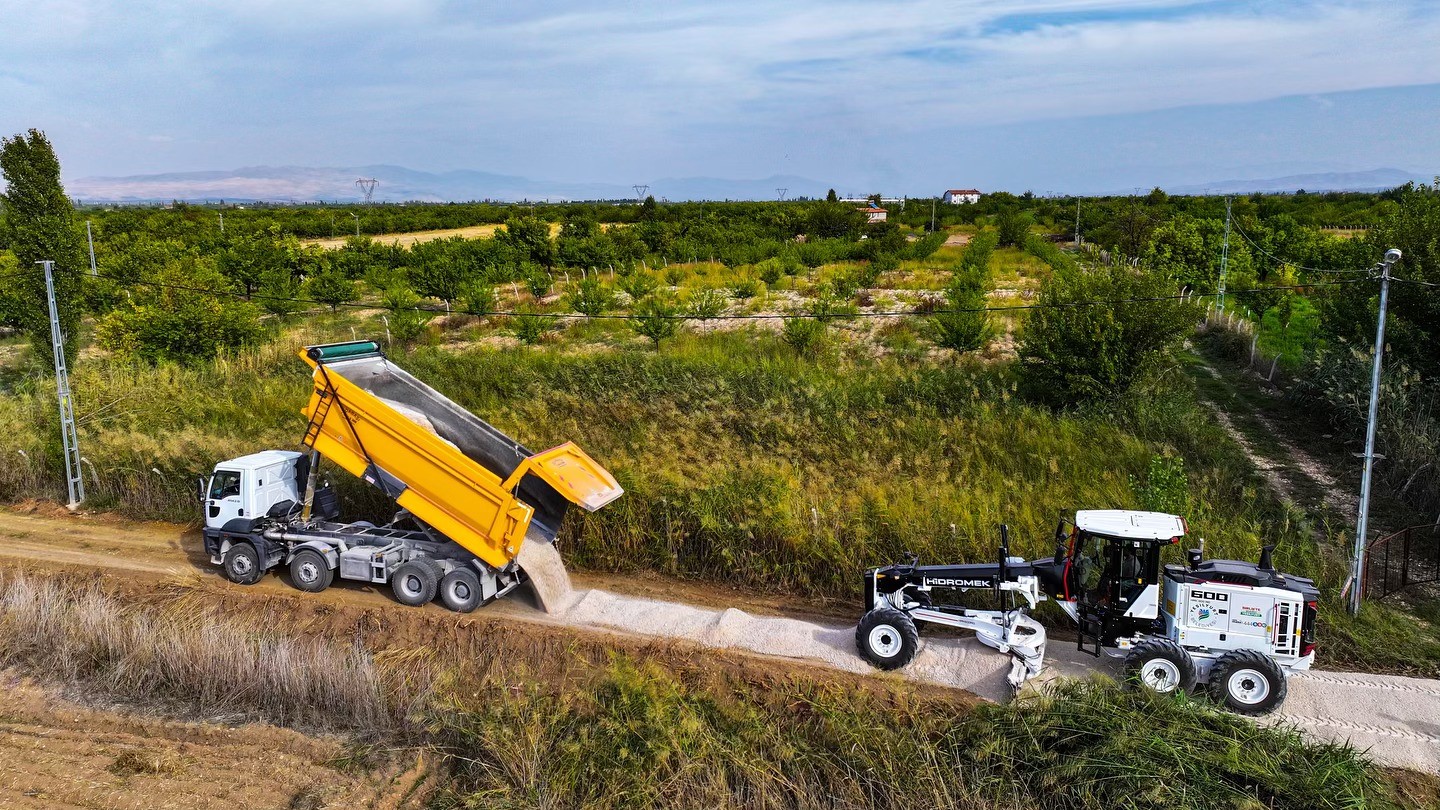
{"left": 683, "top": 288, "right": 726, "bottom": 319}
{"left": 729, "top": 278, "right": 761, "bottom": 299}
{"left": 617, "top": 271, "right": 659, "bottom": 302}
{"left": 567, "top": 276, "right": 616, "bottom": 317}
{"left": 1131, "top": 454, "right": 1189, "bottom": 515}
{"left": 756, "top": 258, "right": 783, "bottom": 285}
{"left": 511, "top": 308, "right": 551, "bottom": 344}
{"left": 381, "top": 285, "right": 435, "bottom": 347}
{"left": 94, "top": 259, "right": 264, "bottom": 365}
{"left": 458, "top": 279, "right": 498, "bottom": 316}
{"left": 781, "top": 316, "right": 825, "bottom": 356}
{"left": 928, "top": 271, "right": 993, "bottom": 354}
{"left": 630, "top": 295, "right": 680, "bottom": 347}
{"left": 523, "top": 263, "right": 551, "bottom": 299}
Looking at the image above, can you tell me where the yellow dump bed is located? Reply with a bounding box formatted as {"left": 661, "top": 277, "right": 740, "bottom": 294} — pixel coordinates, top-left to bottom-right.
{"left": 298, "top": 342, "right": 622, "bottom": 570}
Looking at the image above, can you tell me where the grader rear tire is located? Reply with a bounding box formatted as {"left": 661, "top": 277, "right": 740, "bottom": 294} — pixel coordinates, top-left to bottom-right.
{"left": 1208, "top": 650, "right": 1287, "bottom": 715}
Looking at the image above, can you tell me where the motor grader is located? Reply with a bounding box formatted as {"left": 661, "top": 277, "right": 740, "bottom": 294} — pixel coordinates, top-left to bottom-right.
{"left": 856, "top": 511, "right": 1319, "bottom": 713}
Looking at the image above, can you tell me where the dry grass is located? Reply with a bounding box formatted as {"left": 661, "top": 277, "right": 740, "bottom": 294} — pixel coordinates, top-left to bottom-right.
{"left": 0, "top": 570, "right": 420, "bottom": 729}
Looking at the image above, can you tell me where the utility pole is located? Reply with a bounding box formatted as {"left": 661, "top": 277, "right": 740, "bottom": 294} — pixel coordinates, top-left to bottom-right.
{"left": 1350, "top": 247, "right": 1403, "bottom": 615}
{"left": 1217, "top": 197, "right": 1232, "bottom": 312}
{"left": 219, "top": 210, "right": 225, "bottom": 233}
{"left": 930, "top": 198, "right": 936, "bottom": 233}
{"left": 85, "top": 221, "right": 97, "bottom": 276}
{"left": 1074, "top": 199, "right": 1081, "bottom": 247}
{"left": 351, "top": 212, "right": 360, "bottom": 237}
{"left": 39, "top": 261, "right": 84, "bottom": 509}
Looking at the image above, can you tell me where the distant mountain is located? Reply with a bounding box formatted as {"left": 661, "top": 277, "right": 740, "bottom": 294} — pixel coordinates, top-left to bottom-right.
{"left": 64, "top": 164, "right": 830, "bottom": 203}
{"left": 1165, "top": 168, "right": 1430, "bottom": 196}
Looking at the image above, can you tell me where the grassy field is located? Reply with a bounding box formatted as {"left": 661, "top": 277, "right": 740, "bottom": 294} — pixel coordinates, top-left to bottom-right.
{"left": 300, "top": 221, "right": 565, "bottom": 250}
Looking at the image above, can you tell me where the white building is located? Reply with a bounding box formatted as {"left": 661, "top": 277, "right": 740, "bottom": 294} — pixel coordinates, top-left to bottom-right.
{"left": 943, "top": 188, "right": 982, "bottom": 204}
{"left": 858, "top": 203, "right": 887, "bottom": 223}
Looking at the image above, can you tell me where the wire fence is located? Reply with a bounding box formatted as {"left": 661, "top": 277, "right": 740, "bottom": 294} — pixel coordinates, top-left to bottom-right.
{"left": 1365, "top": 524, "right": 1440, "bottom": 599}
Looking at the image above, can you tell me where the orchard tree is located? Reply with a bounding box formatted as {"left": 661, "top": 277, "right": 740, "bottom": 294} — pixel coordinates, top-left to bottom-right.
{"left": 500, "top": 216, "right": 556, "bottom": 267}
{"left": 1018, "top": 265, "right": 1199, "bottom": 407}
{"left": 929, "top": 269, "right": 993, "bottom": 353}
{"left": 305, "top": 265, "right": 358, "bottom": 312}
{"left": 94, "top": 258, "right": 263, "bottom": 364}
{"left": 0, "top": 129, "right": 85, "bottom": 361}
{"left": 995, "top": 208, "right": 1033, "bottom": 247}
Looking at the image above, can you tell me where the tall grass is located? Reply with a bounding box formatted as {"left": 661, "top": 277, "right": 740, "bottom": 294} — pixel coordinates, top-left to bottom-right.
{"left": 0, "top": 567, "right": 1404, "bottom": 810}
{"left": 0, "top": 570, "right": 419, "bottom": 728}
{"left": 427, "top": 661, "right": 1393, "bottom": 810}
{"left": 0, "top": 328, "right": 1312, "bottom": 600}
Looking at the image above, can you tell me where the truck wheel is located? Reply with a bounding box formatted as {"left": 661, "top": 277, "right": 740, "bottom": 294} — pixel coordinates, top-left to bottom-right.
{"left": 439, "top": 568, "right": 483, "bottom": 613}
{"left": 855, "top": 607, "right": 919, "bottom": 670}
{"left": 222, "top": 543, "right": 264, "bottom": 585}
{"left": 1124, "top": 638, "right": 1197, "bottom": 694}
{"left": 289, "top": 549, "right": 333, "bottom": 593}
{"left": 1208, "top": 649, "right": 1287, "bottom": 715}
{"left": 391, "top": 560, "right": 439, "bottom": 606}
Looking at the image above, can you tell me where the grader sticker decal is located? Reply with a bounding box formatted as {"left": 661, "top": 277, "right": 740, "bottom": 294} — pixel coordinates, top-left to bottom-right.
{"left": 1188, "top": 590, "right": 1229, "bottom": 629}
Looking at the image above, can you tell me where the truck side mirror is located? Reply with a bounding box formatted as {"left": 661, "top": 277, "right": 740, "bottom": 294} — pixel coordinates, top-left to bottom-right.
{"left": 194, "top": 475, "right": 208, "bottom": 505}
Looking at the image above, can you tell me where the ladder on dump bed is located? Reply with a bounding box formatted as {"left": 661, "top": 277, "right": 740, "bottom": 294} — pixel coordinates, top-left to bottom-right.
{"left": 302, "top": 388, "right": 334, "bottom": 448}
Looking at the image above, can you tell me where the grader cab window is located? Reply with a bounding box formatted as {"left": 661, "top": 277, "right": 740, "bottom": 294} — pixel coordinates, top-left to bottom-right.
{"left": 1073, "top": 533, "right": 1108, "bottom": 601}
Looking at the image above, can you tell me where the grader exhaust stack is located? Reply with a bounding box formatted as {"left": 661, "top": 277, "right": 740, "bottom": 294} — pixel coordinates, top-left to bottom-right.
{"left": 199, "top": 341, "right": 621, "bottom": 612}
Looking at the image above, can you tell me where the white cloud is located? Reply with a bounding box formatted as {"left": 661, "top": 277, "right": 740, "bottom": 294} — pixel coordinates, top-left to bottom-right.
{"left": 0, "top": 0, "right": 1436, "bottom": 180}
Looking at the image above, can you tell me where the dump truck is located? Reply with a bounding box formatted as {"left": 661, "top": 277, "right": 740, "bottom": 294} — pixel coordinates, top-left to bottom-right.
{"left": 197, "top": 340, "right": 622, "bottom": 612}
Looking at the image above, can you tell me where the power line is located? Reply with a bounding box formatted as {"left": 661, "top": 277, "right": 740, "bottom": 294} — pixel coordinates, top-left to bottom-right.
{"left": 67, "top": 265, "right": 1369, "bottom": 322}
{"left": 1230, "top": 222, "right": 1365, "bottom": 276}
{"left": 1388, "top": 276, "right": 1440, "bottom": 289}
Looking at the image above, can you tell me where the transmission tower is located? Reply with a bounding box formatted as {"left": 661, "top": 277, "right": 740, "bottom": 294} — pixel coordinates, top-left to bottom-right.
{"left": 355, "top": 177, "right": 378, "bottom": 204}
{"left": 633, "top": 184, "right": 649, "bottom": 203}
{"left": 40, "top": 261, "right": 84, "bottom": 508}
{"left": 776, "top": 188, "right": 788, "bottom": 201}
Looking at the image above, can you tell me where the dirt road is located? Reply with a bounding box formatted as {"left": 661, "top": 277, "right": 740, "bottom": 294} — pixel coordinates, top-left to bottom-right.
{"left": 0, "top": 673, "right": 428, "bottom": 809}
{"left": 1, "top": 507, "right": 1437, "bottom": 773}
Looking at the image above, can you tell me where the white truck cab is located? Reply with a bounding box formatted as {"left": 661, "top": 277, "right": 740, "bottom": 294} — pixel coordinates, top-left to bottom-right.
{"left": 201, "top": 450, "right": 303, "bottom": 530}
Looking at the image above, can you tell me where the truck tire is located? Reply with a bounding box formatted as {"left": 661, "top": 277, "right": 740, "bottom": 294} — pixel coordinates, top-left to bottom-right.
{"left": 289, "top": 549, "right": 333, "bottom": 593}
{"left": 439, "top": 568, "right": 483, "bottom": 613}
{"left": 1124, "top": 638, "right": 1197, "bottom": 694}
{"left": 222, "top": 543, "right": 264, "bottom": 585}
{"left": 1207, "top": 649, "right": 1287, "bottom": 715}
{"left": 855, "top": 607, "right": 919, "bottom": 670}
{"left": 392, "top": 560, "right": 439, "bottom": 607}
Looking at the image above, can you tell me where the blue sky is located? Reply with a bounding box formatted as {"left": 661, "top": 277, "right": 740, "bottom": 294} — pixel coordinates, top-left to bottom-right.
{"left": 2, "top": 0, "right": 1438, "bottom": 194}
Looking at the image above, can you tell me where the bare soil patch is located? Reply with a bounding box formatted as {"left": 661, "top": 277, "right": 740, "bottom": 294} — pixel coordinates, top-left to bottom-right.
{"left": 0, "top": 673, "right": 425, "bottom": 809}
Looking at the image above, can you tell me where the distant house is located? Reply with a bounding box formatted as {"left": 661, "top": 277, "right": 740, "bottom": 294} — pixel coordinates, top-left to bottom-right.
{"left": 943, "top": 189, "right": 981, "bottom": 204}
{"left": 858, "top": 203, "right": 887, "bottom": 223}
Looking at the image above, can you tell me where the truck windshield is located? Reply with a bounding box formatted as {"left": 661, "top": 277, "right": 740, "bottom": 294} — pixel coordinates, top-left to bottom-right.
{"left": 210, "top": 470, "right": 241, "bottom": 499}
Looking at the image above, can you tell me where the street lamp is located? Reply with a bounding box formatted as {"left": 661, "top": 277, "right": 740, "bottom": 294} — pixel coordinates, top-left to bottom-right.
{"left": 1350, "top": 247, "right": 1403, "bottom": 614}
